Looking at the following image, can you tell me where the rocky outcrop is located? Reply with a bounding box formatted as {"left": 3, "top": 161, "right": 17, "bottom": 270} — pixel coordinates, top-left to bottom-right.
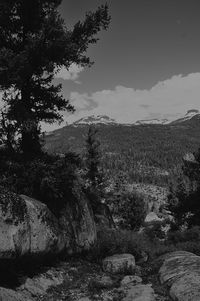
{"left": 159, "top": 251, "right": 200, "bottom": 300}
{"left": 0, "top": 267, "right": 65, "bottom": 301}
{"left": 0, "top": 190, "right": 96, "bottom": 259}
{"left": 102, "top": 254, "right": 135, "bottom": 275}
{"left": 59, "top": 195, "right": 96, "bottom": 254}
{"left": 21, "top": 195, "right": 65, "bottom": 255}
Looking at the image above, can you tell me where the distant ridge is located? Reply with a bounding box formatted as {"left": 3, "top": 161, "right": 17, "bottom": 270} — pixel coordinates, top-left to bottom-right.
{"left": 170, "top": 109, "right": 200, "bottom": 125}
{"left": 68, "top": 109, "right": 200, "bottom": 127}
{"left": 72, "top": 115, "right": 117, "bottom": 126}
{"left": 134, "top": 118, "right": 169, "bottom": 125}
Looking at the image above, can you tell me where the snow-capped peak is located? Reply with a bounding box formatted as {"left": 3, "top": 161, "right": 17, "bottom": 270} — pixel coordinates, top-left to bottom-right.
{"left": 170, "top": 109, "right": 200, "bottom": 124}
{"left": 73, "top": 115, "right": 117, "bottom": 126}
{"left": 134, "top": 118, "right": 169, "bottom": 125}
{"left": 185, "top": 109, "right": 199, "bottom": 118}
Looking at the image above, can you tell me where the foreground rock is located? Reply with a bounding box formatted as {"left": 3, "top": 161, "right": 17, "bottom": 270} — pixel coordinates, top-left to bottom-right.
{"left": 59, "top": 195, "right": 96, "bottom": 254}
{"left": 22, "top": 195, "right": 65, "bottom": 255}
{"left": 103, "top": 254, "right": 135, "bottom": 275}
{"left": 159, "top": 251, "right": 200, "bottom": 300}
{"left": 122, "top": 284, "right": 155, "bottom": 301}
{"left": 0, "top": 268, "right": 65, "bottom": 301}
{"left": 121, "top": 275, "right": 142, "bottom": 286}
{"left": 0, "top": 190, "right": 96, "bottom": 259}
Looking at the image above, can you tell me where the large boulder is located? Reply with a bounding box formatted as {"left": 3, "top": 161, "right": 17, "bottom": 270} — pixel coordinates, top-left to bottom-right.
{"left": 0, "top": 192, "right": 64, "bottom": 258}
{"left": 59, "top": 195, "right": 97, "bottom": 253}
{"left": 0, "top": 191, "right": 30, "bottom": 258}
{"left": 159, "top": 251, "right": 200, "bottom": 301}
{"left": 0, "top": 190, "right": 96, "bottom": 259}
{"left": 103, "top": 254, "right": 135, "bottom": 275}
{"left": 21, "top": 195, "right": 65, "bottom": 255}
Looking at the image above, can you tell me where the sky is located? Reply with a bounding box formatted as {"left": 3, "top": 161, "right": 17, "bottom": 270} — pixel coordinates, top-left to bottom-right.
{"left": 4, "top": 0, "right": 200, "bottom": 129}
{"left": 52, "top": 0, "right": 200, "bottom": 128}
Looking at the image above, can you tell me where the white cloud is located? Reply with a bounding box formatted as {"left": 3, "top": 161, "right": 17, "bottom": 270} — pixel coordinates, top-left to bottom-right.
{"left": 55, "top": 63, "right": 84, "bottom": 82}
{"left": 66, "top": 73, "right": 200, "bottom": 124}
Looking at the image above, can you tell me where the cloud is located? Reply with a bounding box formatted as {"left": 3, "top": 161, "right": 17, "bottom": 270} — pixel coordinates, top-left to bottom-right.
{"left": 55, "top": 63, "right": 84, "bottom": 82}
{"left": 66, "top": 73, "right": 200, "bottom": 124}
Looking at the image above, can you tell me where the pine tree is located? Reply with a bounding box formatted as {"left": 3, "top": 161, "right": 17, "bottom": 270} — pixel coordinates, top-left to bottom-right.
{"left": 85, "top": 126, "right": 106, "bottom": 208}
{"left": 0, "top": 1, "right": 110, "bottom": 158}
{"left": 167, "top": 149, "right": 200, "bottom": 228}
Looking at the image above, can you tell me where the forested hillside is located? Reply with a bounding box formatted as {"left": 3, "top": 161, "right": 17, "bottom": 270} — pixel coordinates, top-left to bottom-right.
{"left": 44, "top": 119, "right": 200, "bottom": 186}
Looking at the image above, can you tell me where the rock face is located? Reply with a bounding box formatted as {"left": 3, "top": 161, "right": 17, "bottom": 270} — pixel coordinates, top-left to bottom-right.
{"left": 0, "top": 191, "right": 96, "bottom": 259}
{"left": 159, "top": 251, "right": 200, "bottom": 300}
{"left": 103, "top": 254, "right": 135, "bottom": 275}
{"left": 0, "top": 267, "right": 65, "bottom": 301}
{"left": 0, "top": 191, "right": 30, "bottom": 259}
{"left": 21, "top": 195, "right": 65, "bottom": 255}
{"left": 59, "top": 196, "right": 96, "bottom": 253}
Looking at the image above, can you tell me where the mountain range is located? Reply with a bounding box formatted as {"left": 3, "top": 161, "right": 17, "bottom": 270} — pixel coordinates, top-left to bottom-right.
{"left": 44, "top": 108, "right": 200, "bottom": 187}
{"left": 64, "top": 109, "right": 200, "bottom": 127}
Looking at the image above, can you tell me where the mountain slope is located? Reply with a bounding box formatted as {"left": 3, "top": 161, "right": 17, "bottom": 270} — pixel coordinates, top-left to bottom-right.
{"left": 44, "top": 110, "right": 200, "bottom": 186}
{"left": 170, "top": 109, "right": 200, "bottom": 125}
{"left": 73, "top": 115, "right": 117, "bottom": 126}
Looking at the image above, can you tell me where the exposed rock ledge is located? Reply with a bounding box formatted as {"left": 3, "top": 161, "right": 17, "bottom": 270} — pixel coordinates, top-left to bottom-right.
{"left": 0, "top": 190, "right": 96, "bottom": 259}
{"left": 159, "top": 251, "right": 200, "bottom": 301}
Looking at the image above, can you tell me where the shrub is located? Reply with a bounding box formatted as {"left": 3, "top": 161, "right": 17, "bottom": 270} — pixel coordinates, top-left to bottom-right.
{"left": 118, "top": 191, "right": 147, "bottom": 230}
{"left": 89, "top": 226, "right": 159, "bottom": 262}
{"left": 167, "top": 226, "right": 200, "bottom": 244}
{"left": 89, "top": 225, "right": 200, "bottom": 263}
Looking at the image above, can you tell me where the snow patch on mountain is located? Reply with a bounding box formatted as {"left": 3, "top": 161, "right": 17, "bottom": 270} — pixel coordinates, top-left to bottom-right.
{"left": 134, "top": 119, "right": 169, "bottom": 125}
{"left": 73, "top": 115, "right": 117, "bottom": 126}
{"left": 170, "top": 109, "right": 200, "bottom": 124}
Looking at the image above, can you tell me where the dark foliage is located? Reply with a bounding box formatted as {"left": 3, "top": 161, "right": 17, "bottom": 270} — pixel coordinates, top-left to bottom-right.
{"left": 0, "top": 1, "right": 110, "bottom": 158}
{"left": 167, "top": 148, "right": 200, "bottom": 228}
{"left": 44, "top": 121, "right": 200, "bottom": 186}
{"left": 117, "top": 191, "right": 147, "bottom": 230}
{"left": 84, "top": 126, "right": 107, "bottom": 211}
{"left": 0, "top": 150, "right": 84, "bottom": 216}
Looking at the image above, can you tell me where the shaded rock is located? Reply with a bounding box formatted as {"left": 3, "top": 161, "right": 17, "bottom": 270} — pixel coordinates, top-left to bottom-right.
{"left": 103, "top": 254, "right": 135, "bottom": 275}
{"left": 20, "top": 269, "right": 64, "bottom": 297}
{"left": 121, "top": 275, "right": 142, "bottom": 286}
{"left": 95, "top": 203, "right": 115, "bottom": 229}
{"left": 122, "top": 284, "right": 155, "bottom": 301}
{"left": 59, "top": 195, "right": 96, "bottom": 253}
{"left": 0, "top": 191, "right": 30, "bottom": 259}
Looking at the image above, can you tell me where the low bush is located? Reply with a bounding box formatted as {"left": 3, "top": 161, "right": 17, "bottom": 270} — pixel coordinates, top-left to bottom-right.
{"left": 0, "top": 151, "right": 84, "bottom": 216}
{"left": 115, "top": 191, "right": 147, "bottom": 230}
{"left": 90, "top": 226, "right": 158, "bottom": 262}
{"left": 89, "top": 225, "right": 200, "bottom": 263}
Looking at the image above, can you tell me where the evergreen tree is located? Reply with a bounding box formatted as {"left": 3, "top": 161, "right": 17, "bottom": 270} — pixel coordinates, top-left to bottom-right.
{"left": 0, "top": 1, "right": 110, "bottom": 158}
{"left": 85, "top": 126, "right": 106, "bottom": 208}
{"left": 167, "top": 149, "right": 200, "bottom": 228}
